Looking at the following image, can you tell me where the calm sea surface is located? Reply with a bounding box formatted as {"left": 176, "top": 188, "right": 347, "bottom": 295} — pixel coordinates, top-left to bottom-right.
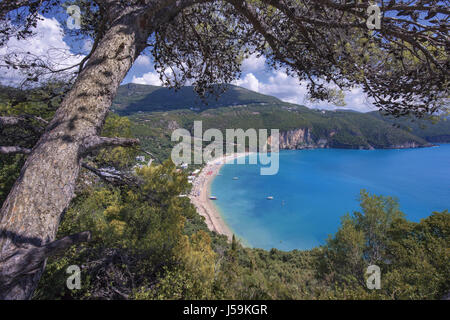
{"left": 210, "top": 144, "right": 450, "bottom": 250}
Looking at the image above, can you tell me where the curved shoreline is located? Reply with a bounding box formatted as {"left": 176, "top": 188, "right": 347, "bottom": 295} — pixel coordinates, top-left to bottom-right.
{"left": 189, "top": 153, "right": 252, "bottom": 241}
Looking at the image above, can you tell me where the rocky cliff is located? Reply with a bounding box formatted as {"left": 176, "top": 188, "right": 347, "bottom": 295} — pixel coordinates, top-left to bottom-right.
{"left": 270, "top": 128, "right": 431, "bottom": 150}
{"left": 268, "top": 128, "right": 331, "bottom": 150}
{"left": 275, "top": 128, "right": 328, "bottom": 149}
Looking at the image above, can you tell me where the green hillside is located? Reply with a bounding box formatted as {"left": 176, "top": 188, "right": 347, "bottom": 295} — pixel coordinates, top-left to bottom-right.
{"left": 112, "top": 83, "right": 282, "bottom": 114}
{"left": 1, "top": 86, "right": 448, "bottom": 300}
{"left": 368, "top": 111, "right": 450, "bottom": 143}
{"left": 111, "top": 84, "right": 450, "bottom": 162}
{"left": 127, "top": 104, "right": 438, "bottom": 162}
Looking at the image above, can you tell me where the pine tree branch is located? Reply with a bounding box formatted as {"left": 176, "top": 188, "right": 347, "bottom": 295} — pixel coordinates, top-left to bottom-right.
{"left": 80, "top": 136, "right": 140, "bottom": 156}
{"left": 0, "top": 231, "right": 91, "bottom": 294}
{"left": 81, "top": 162, "right": 141, "bottom": 187}
{"left": 0, "top": 116, "right": 24, "bottom": 127}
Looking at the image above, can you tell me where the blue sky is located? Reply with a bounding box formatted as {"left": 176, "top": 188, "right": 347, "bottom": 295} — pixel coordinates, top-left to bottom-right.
{"left": 1, "top": 14, "right": 376, "bottom": 112}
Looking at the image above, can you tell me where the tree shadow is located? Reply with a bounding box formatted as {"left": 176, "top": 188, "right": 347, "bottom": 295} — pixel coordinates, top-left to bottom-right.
{"left": 0, "top": 229, "right": 44, "bottom": 247}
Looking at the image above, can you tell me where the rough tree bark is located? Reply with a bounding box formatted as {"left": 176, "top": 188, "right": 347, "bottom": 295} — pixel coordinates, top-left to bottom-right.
{"left": 0, "top": 0, "right": 206, "bottom": 300}
{"left": 0, "top": 8, "right": 149, "bottom": 299}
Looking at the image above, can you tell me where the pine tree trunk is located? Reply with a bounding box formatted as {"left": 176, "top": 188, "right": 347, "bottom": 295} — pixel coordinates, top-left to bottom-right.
{"left": 0, "top": 13, "right": 147, "bottom": 299}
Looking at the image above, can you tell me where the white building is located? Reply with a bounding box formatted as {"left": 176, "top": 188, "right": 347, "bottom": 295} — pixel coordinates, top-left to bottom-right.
{"left": 180, "top": 163, "right": 188, "bottom": 169}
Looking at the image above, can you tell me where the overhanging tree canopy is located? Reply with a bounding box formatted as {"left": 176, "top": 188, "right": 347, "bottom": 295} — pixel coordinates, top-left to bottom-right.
{"left": 0, "top": 0, "right": 448, "bottom": 299}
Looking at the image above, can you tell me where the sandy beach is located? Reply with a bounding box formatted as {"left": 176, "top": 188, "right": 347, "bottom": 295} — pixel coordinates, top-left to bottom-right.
{"left": 189, "top": 153, "right": 252, "bottom": 241}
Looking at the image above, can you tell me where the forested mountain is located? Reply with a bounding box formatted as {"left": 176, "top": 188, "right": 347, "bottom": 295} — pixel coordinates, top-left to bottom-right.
{"left": 112, "top": 84, "right": 450, "bottom": 162}
{"left": 368, "top": 111, "right": 450, "bottom": 143}
{"left": 112, "top": 83, "right": 282, "bottom": 114}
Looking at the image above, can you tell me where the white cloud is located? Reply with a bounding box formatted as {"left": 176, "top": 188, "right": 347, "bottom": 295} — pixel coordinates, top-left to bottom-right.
{"left": 131, "top": 71, "right": 163, "bottom": 86}
{"left": 233, "top": 69, "right": 375, "bottom": 112}
{"left": 343, "top": 87, "right": 375, "bottom": 111}
{"left": 131, "top": 66, "right": 195, "bottom": 87}
{"left": 233, "top": 70, "right": 309, "bottom": 105}
{"left": 128, "top": 50, "right": 374, "bottom": 112}
{"left": 82, "top": 39, "right": 93, "bottom": 53}
{"left": 0, "top": 16, "right": 84, "bottom": 86}
{"left": 262, "top": 71, "right": 309, "bottom": 104}
{"left": 130, "top": 62, "right": 375, "bottom": 112}
{"left": 135, "top": 55, "right": 151, "bottom": 67}
{"left": 233, "top": 73, "right": 260, "bottom": 92}
{"left": 241, "top": 53, "right": 266, "bottom": 72}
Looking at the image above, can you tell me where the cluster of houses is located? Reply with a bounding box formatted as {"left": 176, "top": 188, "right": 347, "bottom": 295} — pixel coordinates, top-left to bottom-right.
{"left": 132, "top": 155, "right": 153, "bottom": 170}
{"left": 177, "top": 162, "right": 200, "bottom": 184}
{"left": 187, "top": 168, "right": 200, "bottom": 184}
{"left": 133, "top": 157, "right": 201, "bottom": 185}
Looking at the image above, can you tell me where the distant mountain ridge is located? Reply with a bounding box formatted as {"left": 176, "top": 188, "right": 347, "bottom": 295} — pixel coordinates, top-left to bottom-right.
{"left": 368, "top": 111, "right": 450, "bottom": 143}
{"left": 112, "top": 83, "right": 282, "bottom": 114}
{"left": 112, "top": 84, "right": 450, "bottom": 160}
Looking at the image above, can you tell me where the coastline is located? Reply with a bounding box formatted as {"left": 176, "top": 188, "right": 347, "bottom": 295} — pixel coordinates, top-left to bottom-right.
{"left": 189, "top": 153, "right": 252, "bottom": 241}
{"left": 187, "top": 144, "right": 444, "bottom": 242}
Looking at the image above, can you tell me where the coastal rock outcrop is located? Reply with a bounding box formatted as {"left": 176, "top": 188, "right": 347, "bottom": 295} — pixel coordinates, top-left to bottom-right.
{"left": 268, "top": 128, "right": 329, "bottom": 150}
{"left": 387, "top": 141, "right": 426, "bottom": 149}
{"left": 269, "top": 128, "right": 431, "bottom": 150}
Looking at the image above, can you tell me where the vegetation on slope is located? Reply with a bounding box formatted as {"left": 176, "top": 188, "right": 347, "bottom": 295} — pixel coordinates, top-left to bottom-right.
{"left": 112, "top": 83, "right": 281, "bottom": 114}
{"left": 128, "top": 103, "right": 435, "bottom": 162}
{"left": 369, "top": 111, "right": 450, "bottom": 143}
{"left": 1, "top": 89, "right": 448, "bottom": 300}
{"left": 0, "top": 87, "right": 59, "bottom": 203}
{"left": 30, "top": 162, "right": 449, "bottom": 300}
{"left": 1, "top": 108, "right": 448, "bottom": 300}
{"left": 111, "top": 84, "right": 450, "bottom": 162}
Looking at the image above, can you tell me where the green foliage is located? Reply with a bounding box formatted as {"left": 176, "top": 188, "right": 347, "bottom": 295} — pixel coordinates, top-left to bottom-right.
{"left": 0, "top": 106, "right": 138, "bottom": 207}
{"left": 95, "top": 113, "right": 138, "bottom": 169}
{"left": 34, "top": 160, "right": 194, "bottom": 299}
{"left": 145, "top": 230, "right": 217, "bottom": 300}
{"left": 4, "top": 85, "right": 441, "bottom": 300}
{"left": 0, "top": 89, "right": 445, "bottom": 300}
{"left": 369, "top": 111, "right": 450, "bottom": 143}
{"left": 382, "top": 211, "right": 450, "bottom": 299}
{"left": 34, "top": 162, "right": 449, "bottom": 300}
{"left": 112, "top": 84, "right": 450, "bottom": 162}
{"left": 0, "top": 90, "right": 57, "bottom": 206}
{"left": 0, "top": 154, "right": 24, "bottom": 204}
{"left": 317, "top": 191, "right": 449, "bottom": 300}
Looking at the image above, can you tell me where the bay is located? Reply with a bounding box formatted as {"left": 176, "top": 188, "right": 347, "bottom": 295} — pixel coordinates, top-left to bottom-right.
{"left": 211, "top": 144, "right": 450, "bottom": 250}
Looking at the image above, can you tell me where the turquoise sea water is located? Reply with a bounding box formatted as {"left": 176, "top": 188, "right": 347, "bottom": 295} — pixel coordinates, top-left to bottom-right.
{"left": 210, "top": 144, "right": 450, "bottom": 251}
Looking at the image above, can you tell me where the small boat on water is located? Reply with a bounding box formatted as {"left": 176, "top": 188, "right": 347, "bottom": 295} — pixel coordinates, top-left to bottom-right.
{"left": 267, "top": 196, "right": 274, "bottom": 200}
{"left": 233, "top": 177, "right": 239, "bottom": 180}
{"left": 209, "top": 196, "right": 218, "bottom": 200}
